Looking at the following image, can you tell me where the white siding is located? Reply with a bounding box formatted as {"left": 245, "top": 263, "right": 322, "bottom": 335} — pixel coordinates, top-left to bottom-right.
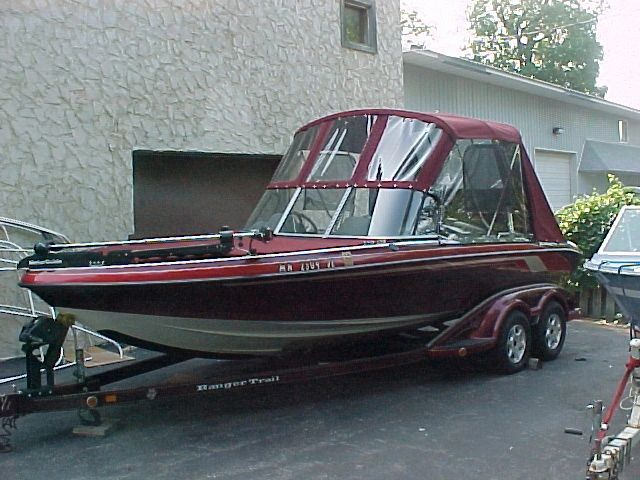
{"left": 403, "top": 63, "right": 640, "bottom": 202}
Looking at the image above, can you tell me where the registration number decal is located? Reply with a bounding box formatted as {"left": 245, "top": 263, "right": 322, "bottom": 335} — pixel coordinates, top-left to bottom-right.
{"left": 278, "top": 259, "right": 336, "bottom": 273}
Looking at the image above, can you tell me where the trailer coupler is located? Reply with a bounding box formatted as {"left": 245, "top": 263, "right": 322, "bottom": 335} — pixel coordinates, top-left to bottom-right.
{"left": 18, "top": 315, "right": 71, "bottom": 394}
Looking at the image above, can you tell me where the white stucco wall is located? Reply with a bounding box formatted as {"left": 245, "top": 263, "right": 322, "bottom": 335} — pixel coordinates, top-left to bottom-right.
{"left": 1, "top": 0, "right": 403, "bottom": 241}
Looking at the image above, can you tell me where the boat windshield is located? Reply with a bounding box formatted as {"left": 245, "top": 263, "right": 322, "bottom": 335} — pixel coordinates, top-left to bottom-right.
{"left": 601, "top": 207, "right": 640, "bottom": 253}
{"left": 245, "top": 187, "right": 436, "bottom": 237}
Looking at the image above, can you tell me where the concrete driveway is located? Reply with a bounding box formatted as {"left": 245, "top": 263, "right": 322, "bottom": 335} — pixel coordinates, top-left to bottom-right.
{"left": 1, "top": 320, "right": 637, "bottom": 479}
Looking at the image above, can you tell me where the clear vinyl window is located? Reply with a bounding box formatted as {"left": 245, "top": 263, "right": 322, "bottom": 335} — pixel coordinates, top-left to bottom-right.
{"left": 368, "top": 116, "right": 442, "bottom": 181}
{"left": 271, "top": 126, "right": 320, "bottom": 182}
{"left": 308, "top": 115, "right": 375, "bottom": 182}
{"left": 424, "top": 140, "right": 532, "bottom": 243}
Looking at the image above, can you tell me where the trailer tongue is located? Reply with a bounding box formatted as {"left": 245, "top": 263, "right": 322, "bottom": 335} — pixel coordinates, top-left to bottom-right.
{"left": 583, "top": 206, "right": 640, "bottom": 479}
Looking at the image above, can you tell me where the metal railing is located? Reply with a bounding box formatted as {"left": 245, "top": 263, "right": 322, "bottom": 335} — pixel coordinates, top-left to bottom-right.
{"left": 0, "top": 217, "right": 124, "bottom": 381}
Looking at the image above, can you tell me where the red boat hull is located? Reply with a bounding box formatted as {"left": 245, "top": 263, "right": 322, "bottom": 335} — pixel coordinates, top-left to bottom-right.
{"left": 20, "top": 241, "right": 579, "bottom": 356}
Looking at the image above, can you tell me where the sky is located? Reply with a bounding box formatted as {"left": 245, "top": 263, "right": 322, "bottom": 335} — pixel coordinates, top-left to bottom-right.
{"left": 401, "top": 0, "right": 640, "bottom": 110}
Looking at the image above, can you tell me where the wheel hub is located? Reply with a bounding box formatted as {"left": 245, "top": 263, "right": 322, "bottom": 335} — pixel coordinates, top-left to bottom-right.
{"left": 506, "top": 324, "right": 526, "bottom": 364}
{"left": 544, "top": 313, "right": 562, "bottom": 350}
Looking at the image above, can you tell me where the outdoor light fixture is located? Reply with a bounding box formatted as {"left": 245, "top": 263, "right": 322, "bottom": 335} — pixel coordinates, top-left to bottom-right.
{"left": 552, "top": 127, "right": 565, "bottom": 135}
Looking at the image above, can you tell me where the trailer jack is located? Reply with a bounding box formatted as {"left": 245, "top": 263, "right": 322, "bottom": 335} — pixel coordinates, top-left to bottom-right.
{"left": 586, "top": 338, "right": 640, "bottom": 479}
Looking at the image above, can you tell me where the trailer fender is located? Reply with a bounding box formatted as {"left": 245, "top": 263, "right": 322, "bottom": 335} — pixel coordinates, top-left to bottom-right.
{"left": 537, "top": 288, "right": 571, "bottom": 318}
{"left": 467, "top": 297, "right": 531, "bottom": 342}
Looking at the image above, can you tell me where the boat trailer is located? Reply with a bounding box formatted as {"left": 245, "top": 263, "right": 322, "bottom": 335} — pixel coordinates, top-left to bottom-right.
{"left": 577, "top": 337, "right": 640, "bottom": 479}
{"left": 0, "top": 283, "right": 576, "bottom": 452}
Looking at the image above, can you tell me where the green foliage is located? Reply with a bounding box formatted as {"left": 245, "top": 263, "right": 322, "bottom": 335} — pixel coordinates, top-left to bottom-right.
{"left": 401, "top": 9, "right": 432, "bottom": 50}
{"left": 555, "top": 176, "right": 640, "bottom": 290}
{"left": 468, "top": 0, "right": 607, "bottom": 97}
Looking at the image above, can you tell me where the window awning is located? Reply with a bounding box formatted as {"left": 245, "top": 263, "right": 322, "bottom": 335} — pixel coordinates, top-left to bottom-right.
{"left": 579, "top": 140, "right": 640, "bottom": 173}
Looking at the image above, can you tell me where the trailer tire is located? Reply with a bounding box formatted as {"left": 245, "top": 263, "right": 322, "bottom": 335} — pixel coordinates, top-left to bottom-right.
{"left": 532, "top": 301, "right": 566, "bottom": 361}
{"left": 492, "top": 310, "right": 531, "bottom": 374}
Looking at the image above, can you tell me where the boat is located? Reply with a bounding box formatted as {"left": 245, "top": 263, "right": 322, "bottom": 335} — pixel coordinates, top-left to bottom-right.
{"left": 16, "top": 109, "right": 580, "bottom": 358}
{"left": 585, "top": 205, "right": 640, "bottom": 332}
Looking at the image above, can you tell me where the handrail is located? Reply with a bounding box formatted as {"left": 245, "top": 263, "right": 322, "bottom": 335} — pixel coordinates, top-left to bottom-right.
{"left": 0, "top": 305, "right": 51, "bottom": 318}
{"left": 0, "top": 216, "right": 69, "bottom": 243}
{"left": 72, "top": 324, "right": 124, "bottom": 359}
{"left": 0, "top": 216, "right": 126, "bottom": 371}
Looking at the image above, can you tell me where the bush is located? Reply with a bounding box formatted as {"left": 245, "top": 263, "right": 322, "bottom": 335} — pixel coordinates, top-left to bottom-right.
{"left": 555, "top": 175, "right": 640, "bottom": 291}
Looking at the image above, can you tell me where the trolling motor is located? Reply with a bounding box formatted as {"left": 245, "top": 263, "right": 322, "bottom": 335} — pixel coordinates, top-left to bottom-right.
{"left": 18, "top": 314, "right": 73, "bottom": 394}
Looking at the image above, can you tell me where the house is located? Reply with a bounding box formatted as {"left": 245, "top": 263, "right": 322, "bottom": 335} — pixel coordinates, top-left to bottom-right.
{"left": 0, "top": 0, "right": 403, "bottom": 241}
{"left": 403, "top": 49, "right": 640, "bottom": 211}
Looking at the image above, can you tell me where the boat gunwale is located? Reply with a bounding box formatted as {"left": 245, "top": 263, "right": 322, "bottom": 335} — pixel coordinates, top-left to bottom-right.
{"left": 21, "top": 244, "right": 580, "bottom": 287}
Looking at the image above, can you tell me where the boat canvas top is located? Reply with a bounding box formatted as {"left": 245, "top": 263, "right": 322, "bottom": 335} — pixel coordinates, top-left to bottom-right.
{"left": 246, "top": 108, "right": 564, "bottom": 245}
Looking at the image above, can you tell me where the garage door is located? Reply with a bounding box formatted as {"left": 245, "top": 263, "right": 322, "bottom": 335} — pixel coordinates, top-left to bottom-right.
{"left": 534, "top": 150, "right": 573, "bottom": 211}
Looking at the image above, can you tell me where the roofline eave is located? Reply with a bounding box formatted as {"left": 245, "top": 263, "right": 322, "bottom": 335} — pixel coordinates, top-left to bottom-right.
{"left": 403, "top": 50, "right": 640, "bottom": 121}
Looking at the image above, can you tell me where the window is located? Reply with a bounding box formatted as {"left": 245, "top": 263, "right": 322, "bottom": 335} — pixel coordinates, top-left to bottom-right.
{"left": 245, "top": 189, "right": 297, "bottom": 231}
{"left": 246, "top": 186, "right": 431, "bottom": 238}
{"left": 281, "top": 189, "right": 348, "bottom": 234}
{"left": 331, "top": 188, "right": 425, "bottom": 237}
{"left": 308, "top": 115, "right": 375, "bottom": 182}
{"left": 341, "top": 0, "right": 377, "bottom": 54}
{"left": 426, "top": 140, "right": 532, "bottom": 243}
{"left": 619, "top": 120, "right": 629, "bottom": 143}
{"left": 367, "top": 117, "right": 443, "bottom": 181}
{"left": 602, "top": 208, "right": 640, "bottom": 252}
{"left": 271, "top": 126, "right": 320, "bottom": 182}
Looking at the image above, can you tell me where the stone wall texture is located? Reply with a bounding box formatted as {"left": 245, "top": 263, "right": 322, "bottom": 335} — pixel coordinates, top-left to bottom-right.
{"left": 0, "top": 0, "right": 403, "bottom": 241}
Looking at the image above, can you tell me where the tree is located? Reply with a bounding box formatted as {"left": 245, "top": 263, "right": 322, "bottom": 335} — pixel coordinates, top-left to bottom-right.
{"left": 468, "top": 0, "right": 607, "bottom": 97}
{"left": 555, "top": 176, "right": 640, "bottom": 290}
{"left": 401, "top": 9, "right": 432, "bottom": 50}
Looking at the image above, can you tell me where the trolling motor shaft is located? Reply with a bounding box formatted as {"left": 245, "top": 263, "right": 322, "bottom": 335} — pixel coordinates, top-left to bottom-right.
{"left": 18, "top": 315, "right": 71, "bottom": 393}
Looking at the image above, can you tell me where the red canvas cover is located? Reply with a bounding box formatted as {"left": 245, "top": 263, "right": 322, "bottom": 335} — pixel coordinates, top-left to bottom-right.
{"left": 519, "top": 147, "right": 566, "bottom": 242}
{"left": 298, "top": 109, "right": 523, "bottom": 143}
{"left": 287, "top": 109, "right": 567, "bottom": 243}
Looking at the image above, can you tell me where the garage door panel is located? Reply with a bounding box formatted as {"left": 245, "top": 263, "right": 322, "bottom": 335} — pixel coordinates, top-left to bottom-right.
{"left": 535, "top": 151, "right": 573, "bottom": 211}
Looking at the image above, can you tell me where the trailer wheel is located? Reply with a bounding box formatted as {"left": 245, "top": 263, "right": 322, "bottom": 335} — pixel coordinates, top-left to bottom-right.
{"left": 492, "top": 310, "right": 531, "bottom": 374}
{"left": 532, "top": 301, "right": 566, "bottom": 361}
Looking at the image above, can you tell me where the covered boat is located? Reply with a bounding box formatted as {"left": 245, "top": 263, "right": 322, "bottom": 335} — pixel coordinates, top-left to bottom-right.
{"left": 17, "top": 109, "right": 580, "bottom": 358}
{"left": 585, "top": 205, "right": 640, "bottom": 332}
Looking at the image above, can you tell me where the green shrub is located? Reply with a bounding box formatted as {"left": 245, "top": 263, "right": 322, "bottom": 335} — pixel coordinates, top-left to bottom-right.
{"left": 555, "top": 175, "right": 640, "bottom": 291}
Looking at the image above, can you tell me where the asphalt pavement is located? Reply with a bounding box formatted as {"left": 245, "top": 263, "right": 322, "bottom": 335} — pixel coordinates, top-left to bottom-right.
{"left": 1, "top": 320, "right": 637, "bottom": 479}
